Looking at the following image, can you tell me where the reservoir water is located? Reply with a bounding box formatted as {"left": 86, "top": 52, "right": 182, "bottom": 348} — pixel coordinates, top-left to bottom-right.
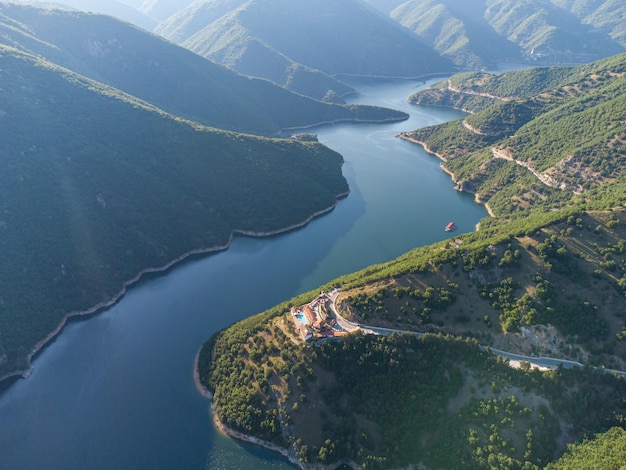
{"left": 0, "top": 78, "right": 486, "bottom": 469}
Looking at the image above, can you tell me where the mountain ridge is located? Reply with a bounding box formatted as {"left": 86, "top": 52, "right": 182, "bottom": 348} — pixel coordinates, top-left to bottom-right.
{"left": 0, "top": 3, "right": 407, "bottom": 135}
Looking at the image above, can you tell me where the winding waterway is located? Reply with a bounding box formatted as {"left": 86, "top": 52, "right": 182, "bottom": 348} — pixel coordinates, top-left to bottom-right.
{"left": 0, "top": 78, "right": 487, "bottom": 469}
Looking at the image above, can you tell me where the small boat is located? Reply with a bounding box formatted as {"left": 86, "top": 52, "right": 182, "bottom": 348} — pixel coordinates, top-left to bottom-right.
{"left": 445, "top": 221, "right": 456, "bottom": 232}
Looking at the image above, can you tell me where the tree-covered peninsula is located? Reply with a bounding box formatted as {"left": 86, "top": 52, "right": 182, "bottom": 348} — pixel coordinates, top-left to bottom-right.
{"left": 0, "top": 3, "right": 415, "bottom": 380}
{"left": 0, "top": 44, "right": 352, "bottom": 379}
{"left": 198, "top": 52, "right": 626, "bottom": 468}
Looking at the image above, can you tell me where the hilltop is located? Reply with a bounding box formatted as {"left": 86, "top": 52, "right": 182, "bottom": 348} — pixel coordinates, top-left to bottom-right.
{"left": 405, "top": 53, "right": 626, "bottom": 219}
{"left": 198, "top": 53, "right": 626, "bottom": 468}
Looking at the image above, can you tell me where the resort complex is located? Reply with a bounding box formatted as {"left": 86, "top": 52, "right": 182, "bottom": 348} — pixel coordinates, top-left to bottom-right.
{"left": 290, "top": 289, "right": 344, "bottom": 341}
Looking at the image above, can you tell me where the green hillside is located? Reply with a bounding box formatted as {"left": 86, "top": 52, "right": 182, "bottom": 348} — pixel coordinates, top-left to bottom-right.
{"left": 546, "top": 427, "right": 626, "bottom": 469}
{"left": 0, "top": 4, "right": 407, "bottom": 135}
{"left": 406, "top": 53, "right": 626, "bottom": 219}
{"left": 390, "top": 0, "right": 522, "bottom": 68}
{"left": 0, "top": 45, "right": 350, "bottom": 377}
{"left": 198, "top": 53, "right": 626, "bottom": 468}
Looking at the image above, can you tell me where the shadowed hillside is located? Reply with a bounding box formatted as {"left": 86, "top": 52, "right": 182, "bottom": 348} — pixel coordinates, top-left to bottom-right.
{"left": 0, "top": 44, "right": 351, "bottom": 377}
{"left": 0, "top": 4, "right": 407, "bottom": 135}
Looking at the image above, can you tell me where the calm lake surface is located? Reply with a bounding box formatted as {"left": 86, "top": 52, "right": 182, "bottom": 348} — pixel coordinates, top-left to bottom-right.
{"left": 0, "top": 78, "right": 486, "bottom": 469}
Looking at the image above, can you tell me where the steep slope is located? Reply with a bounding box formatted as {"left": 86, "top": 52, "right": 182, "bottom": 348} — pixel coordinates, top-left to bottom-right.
{"left": 157, "top": 0, "right": 454, "bottom": 100}
{"left": 197, "top": 53, "right": 626, "bottom": 468}
{"left": 370, "top": 0, "right": 625, "bottom": 68}
{"left": 0, "top": 45, "right": 349, "bottom": 378}
{"left": 390, "top": 0, "right": 522, "bottom": 68}
{"left": 0, "top": 4, "right": 407, "bottom": 135}
{"left": 544, "top": 0, "right": 626, "bottom": 48}
{"left": 406, "top": 53, "right": 626, "bottom": 218}
{"left": 198, "top": 210, "right": 626, "bottom": 468}
{"left": 154, "top": 0, "right": 248, "bottom": 43}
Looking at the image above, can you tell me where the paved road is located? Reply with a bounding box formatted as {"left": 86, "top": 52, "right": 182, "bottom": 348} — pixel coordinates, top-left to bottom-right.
{"left": 327, "top": 291, "right": 626, "bottom": 379}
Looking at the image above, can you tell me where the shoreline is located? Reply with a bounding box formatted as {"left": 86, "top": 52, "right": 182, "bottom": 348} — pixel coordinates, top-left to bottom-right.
{"left": 0, "top": 191, "right": 349, "bottom": 386}
{"left": 193, "top": 349, "right": 302, "bottom": 467}
{"left": 279, "top": 115, "right": 408, "bottom": 134}
{"left": 194, "top": 347, "right": 360, "bottom": 470}
{"left": 397, "top": 133, "right": 495, "bottom": 219}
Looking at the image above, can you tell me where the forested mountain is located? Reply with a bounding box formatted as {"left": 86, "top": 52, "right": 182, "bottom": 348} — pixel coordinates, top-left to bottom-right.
{"left": 199, "top": 53, "right": 626, "bottom": 468}
{"left": 0, "top": 4, "right": 407, "bottom": 135}
{"left": 156, "top": 0, "right": 454, "bottom": 101}
{"left": 0, "top": 3, "right": 412, "bottom": 380}
{"left": 364, "top": 0, "right": 626, "bottom": 68}
{"left": 10, "top": 1, "right": 626, "bottom": 75}
{"left": 0, "top": 43, "right": 354, "bottom": 377}
{"left": 407, "top": 52, "right": 626, "bottom": 219}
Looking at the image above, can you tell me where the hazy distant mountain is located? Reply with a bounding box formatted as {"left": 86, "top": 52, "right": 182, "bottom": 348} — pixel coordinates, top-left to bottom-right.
{"left": 6, "top": 0, "right": 159, "bottom": 30}
{"left": 155, "top": 0, "right": 354, "bottom": 102}
{"left": 364, "top": 0, "right": 626, "bottom": 68}
{"left": 550, "top": 0, "right": 626, "bottom": 48}
{"left": 389, "top": 0, "right": 522, "bottom": 68}
{"left": 154, "top": 0, "right": 245, "bottom": 42}
{"left": 157, "top": 0, "right": 454, "bottom": 101}
{"left": 0, "top": 4, "right": 406, "bottom": 135}
{"left": 139, "top": 0, "right": 194, "bottom": 21}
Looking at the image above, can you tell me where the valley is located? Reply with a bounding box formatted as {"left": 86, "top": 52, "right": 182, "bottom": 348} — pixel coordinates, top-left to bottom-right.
{"left": 0, "top": 77, "right": 485, "bottom": 469}
{"left": 199, "top": 57, "right": 626, "bottom": 468}
{"left": 1, "top": 2, "right": 626, "bottom": 469}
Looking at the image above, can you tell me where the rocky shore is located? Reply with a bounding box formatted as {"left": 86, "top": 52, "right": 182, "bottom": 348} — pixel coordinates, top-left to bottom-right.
{"left": 397, "top": 133, "right": 495, "bottom": 218}
{"left": 193, "top": 343, "right": 360, "bottom": 470}
{"left": 0, "top": 191, "right": 349, "bottom": 385}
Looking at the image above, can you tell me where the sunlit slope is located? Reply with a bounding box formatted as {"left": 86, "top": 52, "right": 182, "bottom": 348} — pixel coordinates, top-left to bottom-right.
{"left": 0, "top": 46, "right": 348, "bottom": 376}
{"left": 368, "top": 0, "right": 626, "bottom": 68}
{"left": 155, "top": 0, "right": 355, "bottom": 102}
{"left": 197, "top": 52, "right": 626, "bottom": 469}
{"left": 198, "top": 216, "right": 626, "bottom": 467}
{"left": 157, "top": 0, "right": 454, "bottom": 100}
{"left": 13, "top": 0, "right": 159, "bottom": 30}
{"left": 407, "top": 53, "right": 626, "bottom": 219}
{"left": 0, "top": 4, "right": 406, "bottom": 135}
{"left": 390, "top": 0, "right": 522, "bottom": 68}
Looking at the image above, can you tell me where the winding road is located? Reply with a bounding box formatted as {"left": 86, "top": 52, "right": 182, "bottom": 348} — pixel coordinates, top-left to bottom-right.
{"left": 327, "top": 289, "right": 626, "bottom": 379}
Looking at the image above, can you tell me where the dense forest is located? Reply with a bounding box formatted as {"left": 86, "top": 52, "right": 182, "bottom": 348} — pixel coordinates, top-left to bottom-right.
{"left": 0, "top": 4, "right": 408, "bottom": 135}
{"left": 406, "top": 53, "right": 626, "bottom": 220}
{"left": 0, "top": 45, "right": 352, "bottom": 377}
{"left": 0, "top": 4, "right": 414, "bottom": 379}
{"left": 200, "top": 52, "right": 626, "bottom": 468}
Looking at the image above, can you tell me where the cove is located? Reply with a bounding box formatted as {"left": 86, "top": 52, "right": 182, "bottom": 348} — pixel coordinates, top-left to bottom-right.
{"left": 0, "top": 78, "right": 486, "bottom": 469}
